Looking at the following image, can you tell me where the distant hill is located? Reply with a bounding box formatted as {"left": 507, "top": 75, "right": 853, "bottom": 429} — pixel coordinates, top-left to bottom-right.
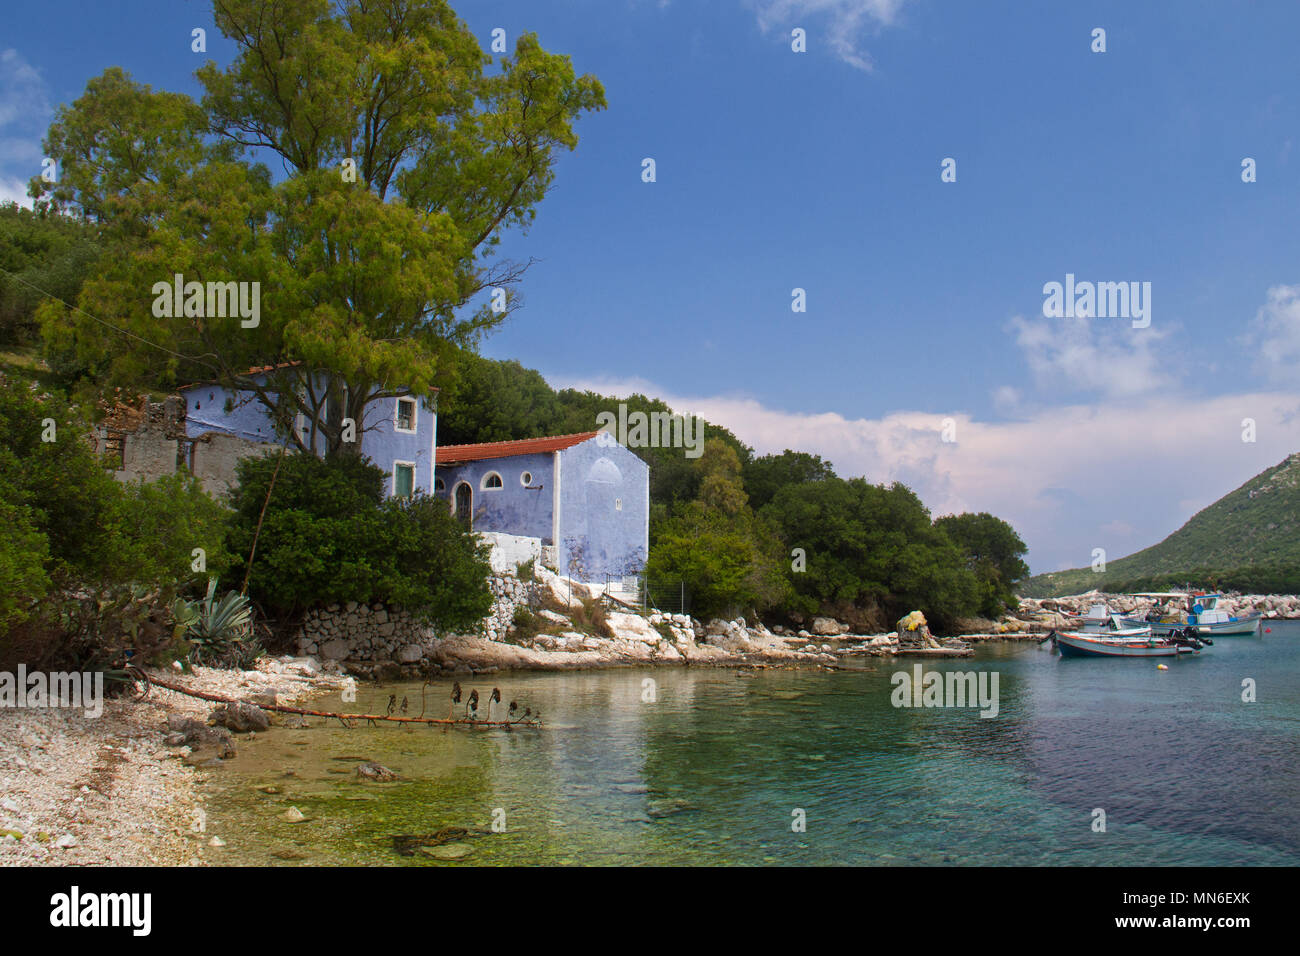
{"left": 1022, "top": 452, "right": 1300, "bottom": 598}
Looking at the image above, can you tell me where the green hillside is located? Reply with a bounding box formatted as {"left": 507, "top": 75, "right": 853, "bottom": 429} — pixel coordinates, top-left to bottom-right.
{"left": 1022, "top": 452, "right": 1300, "bottom": 597}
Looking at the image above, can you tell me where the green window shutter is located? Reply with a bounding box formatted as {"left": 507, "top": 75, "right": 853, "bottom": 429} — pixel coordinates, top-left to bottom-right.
{"left": 395, "top": 464, "right": 414, "bottom": 498}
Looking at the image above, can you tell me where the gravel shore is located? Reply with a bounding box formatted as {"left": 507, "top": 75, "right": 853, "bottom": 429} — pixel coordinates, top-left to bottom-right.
{"left": 0, "top": 658, "right": 343, "bottom": 867}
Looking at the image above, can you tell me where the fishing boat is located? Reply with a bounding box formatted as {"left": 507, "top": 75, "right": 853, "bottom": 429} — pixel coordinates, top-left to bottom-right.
{"left": 1120, "top": 592, "right": 1259, "bottom": 637}
{"left": 1049, "top": 627, "right": 1206, "bottom": 658}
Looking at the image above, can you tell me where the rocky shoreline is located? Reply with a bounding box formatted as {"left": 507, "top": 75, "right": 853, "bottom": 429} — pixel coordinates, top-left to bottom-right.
{"left": 293, "top": 572, "right": 1300, "bottom": 680}
{"left": 0, "top": 658, "right": 345, "bottom": 867}
{"left": 6, "top": 582, "right": 1293, "bottom": 867}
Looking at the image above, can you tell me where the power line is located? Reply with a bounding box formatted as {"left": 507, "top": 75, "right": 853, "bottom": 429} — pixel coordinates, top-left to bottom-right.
{"left": 0, "top": 266, "right": 219, "bottom": 368}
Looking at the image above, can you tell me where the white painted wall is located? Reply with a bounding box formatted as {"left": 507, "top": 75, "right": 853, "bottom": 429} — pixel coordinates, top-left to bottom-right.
{"left": 477, "top": 531, "right": 543, "bottom": 573}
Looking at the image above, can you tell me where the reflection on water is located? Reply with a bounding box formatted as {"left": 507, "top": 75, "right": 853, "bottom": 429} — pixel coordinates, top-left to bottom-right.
{"left": 205, "top": 625, "right": 1300, "bottom": 865}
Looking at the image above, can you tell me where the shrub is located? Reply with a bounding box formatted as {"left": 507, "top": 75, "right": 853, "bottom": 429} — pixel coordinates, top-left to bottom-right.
{"left": 227, "top": 452, "right": 492, "bottom": 632}
{"left": 0, "top": 379, "right": 227, "bottom": 667}
{"left": 171, "top": 578, "right": 260, "bottom": 668}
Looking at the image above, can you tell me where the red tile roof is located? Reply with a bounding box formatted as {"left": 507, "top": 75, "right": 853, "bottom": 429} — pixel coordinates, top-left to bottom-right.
{"left": 436, "top": 431, "right": 600, "bottom": 465}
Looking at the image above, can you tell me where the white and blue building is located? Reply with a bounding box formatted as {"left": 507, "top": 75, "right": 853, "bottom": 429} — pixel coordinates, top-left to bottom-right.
{"left": 175, "top": 373, "right": 650, "bottom": 583}
{"left": 435, "top": 430, "right": 650, "bottom": 582}
{"left": 178, "top": 368, "right": 438, "bottom": 498}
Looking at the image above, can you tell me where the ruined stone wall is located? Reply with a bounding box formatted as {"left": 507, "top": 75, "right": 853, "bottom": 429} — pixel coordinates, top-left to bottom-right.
{"left": 97, "top": 394, "right": 278, "bottom": 496}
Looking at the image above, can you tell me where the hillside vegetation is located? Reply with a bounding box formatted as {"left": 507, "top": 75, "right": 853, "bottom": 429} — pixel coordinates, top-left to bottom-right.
{"left": 1022, "top": 452, "right": 1300, "bottom": 597}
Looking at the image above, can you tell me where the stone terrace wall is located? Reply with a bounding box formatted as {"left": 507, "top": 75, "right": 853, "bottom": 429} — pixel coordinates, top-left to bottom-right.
{"left": 294, "top": 572, "right": 540, "bottom": 677}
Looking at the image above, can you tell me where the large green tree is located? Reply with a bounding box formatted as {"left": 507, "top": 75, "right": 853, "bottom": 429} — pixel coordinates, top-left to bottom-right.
{"left": 934, "top": 512, "right": 1029, "bottom": 617}
{"left": 742, "top": 449, "right": 836, "bottom": 511}
{"left": 33, "top": 0, "right": 604, "bottom": 455}
{"left": 646, "top": 439, "right": 789, "bottom": 619}
{"left": 762, "top": 477, "right": 980, "bottom": 631}
{"left": 0, "top": 203, "right": 101, "bottom": 349}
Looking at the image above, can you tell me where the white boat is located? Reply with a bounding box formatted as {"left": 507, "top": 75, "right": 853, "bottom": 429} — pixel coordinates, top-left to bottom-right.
{"left": 1120, "top": 592, "right": 1258, "bottom": 637}
{"left": 1074, "top": 603, "right": 1154, "bottom": 638}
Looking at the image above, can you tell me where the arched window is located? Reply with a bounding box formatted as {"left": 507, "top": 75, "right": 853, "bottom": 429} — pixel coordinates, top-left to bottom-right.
{"left": 434, "top": 477, "right": 446, "bottom": 493}
{"left": 481, "top": 472, "right": 503, "bottom": 490}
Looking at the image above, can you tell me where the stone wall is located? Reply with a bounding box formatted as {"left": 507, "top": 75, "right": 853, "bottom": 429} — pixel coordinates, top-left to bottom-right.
{"left": 294, "top": 571, "right": 540, "bottom": 675}
{"left": 483, "top": 572, "right": 541, "bottom": 641}
{"left": 97, "top": 394, "right": 277, "bottom": 497}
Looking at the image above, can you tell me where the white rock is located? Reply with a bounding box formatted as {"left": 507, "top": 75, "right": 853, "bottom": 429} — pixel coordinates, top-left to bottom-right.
{"left": 606, "top": 612, "right": 661, "bottom": 644}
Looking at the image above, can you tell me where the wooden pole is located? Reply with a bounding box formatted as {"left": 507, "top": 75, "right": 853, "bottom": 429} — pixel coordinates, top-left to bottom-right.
{"left": 145, "top": 675, "right": 541, "bottom": 728}
{"left": 241, "top": 441, "right": 289, "bottom": 596}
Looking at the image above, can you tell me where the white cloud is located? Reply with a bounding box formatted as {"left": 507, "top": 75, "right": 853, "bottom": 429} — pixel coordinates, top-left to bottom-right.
{"left": 744, "top": 0, "right": 907, "bottom": 71}
{"left": 552, "top": 372, "right": 1299, "bottom": 574}
{"left": 991, "top": 384, "right": 1022, "bottom": 413}
{"left": 1244, "top": 284, "right": 1300, "bottom": 384}
{"left": 0, "top": 49, "right": 50, "bottom": 127}
{"left": 1006, "top": 314, "right": 1177, "bottom": 400}
{"left": 0, "top": 49, "right": 51, "bottom": 209}
{"left": 0, "top": 175, "right": 33, "bottom": 208}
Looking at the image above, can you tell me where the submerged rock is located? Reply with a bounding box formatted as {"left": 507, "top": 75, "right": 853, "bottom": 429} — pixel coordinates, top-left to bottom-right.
{"left": 356, "top": 761, "right": 401, "bottom": 782}
{"left": 210, "top": 701, "right": 271, "bottom": 733}
{"left": 166, "top": 716, "right": 236, "bottom": 757}
{"left": 419, "top": 843, "right": 474, "bottom": 861}
{"left": 392, "top": 826, "right": 470, "bottom": 857}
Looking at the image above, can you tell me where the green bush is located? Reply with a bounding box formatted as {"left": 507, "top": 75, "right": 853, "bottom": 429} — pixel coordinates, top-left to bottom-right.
{"left": 761, "top": 477, "right": 982, "bottom": 632}
{"left": 0, "top": 481, "right": 51, "bottom": 630}
{"left": 0, "top": 377, "right": 231, "bottom": 668}
{"left": 226, "top": 451, "right": 492, "bottom": 632}
{"left": 109, "top": 472, "right": 233, "bottom": 591}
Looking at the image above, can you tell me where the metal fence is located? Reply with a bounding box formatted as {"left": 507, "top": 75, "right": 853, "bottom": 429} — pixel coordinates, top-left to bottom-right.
{"left": 598, "top": 574, "right": 689, "bottom": 616}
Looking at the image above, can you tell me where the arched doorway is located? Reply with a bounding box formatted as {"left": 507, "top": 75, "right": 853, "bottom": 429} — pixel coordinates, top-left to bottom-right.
{"left": 454, "top": 482, "right": 473, "bottom": 528}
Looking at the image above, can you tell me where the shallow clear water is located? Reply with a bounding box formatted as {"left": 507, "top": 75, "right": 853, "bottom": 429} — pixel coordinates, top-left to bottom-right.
{"left": 205, "top": 623, "right": 1300, "bottom": 866}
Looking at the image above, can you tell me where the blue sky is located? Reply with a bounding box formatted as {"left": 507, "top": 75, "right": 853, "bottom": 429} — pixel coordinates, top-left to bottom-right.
{"left": 4, "top": 1, "right": 1300, "bottom": 572}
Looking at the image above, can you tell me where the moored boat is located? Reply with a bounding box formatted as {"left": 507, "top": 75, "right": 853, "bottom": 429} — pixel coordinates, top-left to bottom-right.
{"left": 1120, "top": 592, "right": 1257, "bottom": 637}
{"left": 1048, "top": 627, "right": 1207, "bottom": 658}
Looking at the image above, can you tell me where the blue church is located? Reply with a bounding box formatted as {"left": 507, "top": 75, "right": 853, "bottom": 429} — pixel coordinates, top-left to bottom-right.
{"left": 435, "top": 430, "right": 649, "bottom": 582}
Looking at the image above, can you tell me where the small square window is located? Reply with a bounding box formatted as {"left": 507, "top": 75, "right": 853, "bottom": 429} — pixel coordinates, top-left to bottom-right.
{"left": 396, "top": 398, "right": 417, "bottom": 432}
{"left": 394, "top": 463, "right": 415, "bottom": 499}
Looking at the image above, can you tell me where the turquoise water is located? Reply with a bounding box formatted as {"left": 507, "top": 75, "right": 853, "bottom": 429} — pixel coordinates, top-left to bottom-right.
{"left": 206, "top": 623, "right": 1300, "bottom": 865}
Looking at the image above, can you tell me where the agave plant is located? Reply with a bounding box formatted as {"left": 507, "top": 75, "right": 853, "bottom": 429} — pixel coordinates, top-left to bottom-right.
{"left": 175, "top": 579, "right": 256, "bottom": 666}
